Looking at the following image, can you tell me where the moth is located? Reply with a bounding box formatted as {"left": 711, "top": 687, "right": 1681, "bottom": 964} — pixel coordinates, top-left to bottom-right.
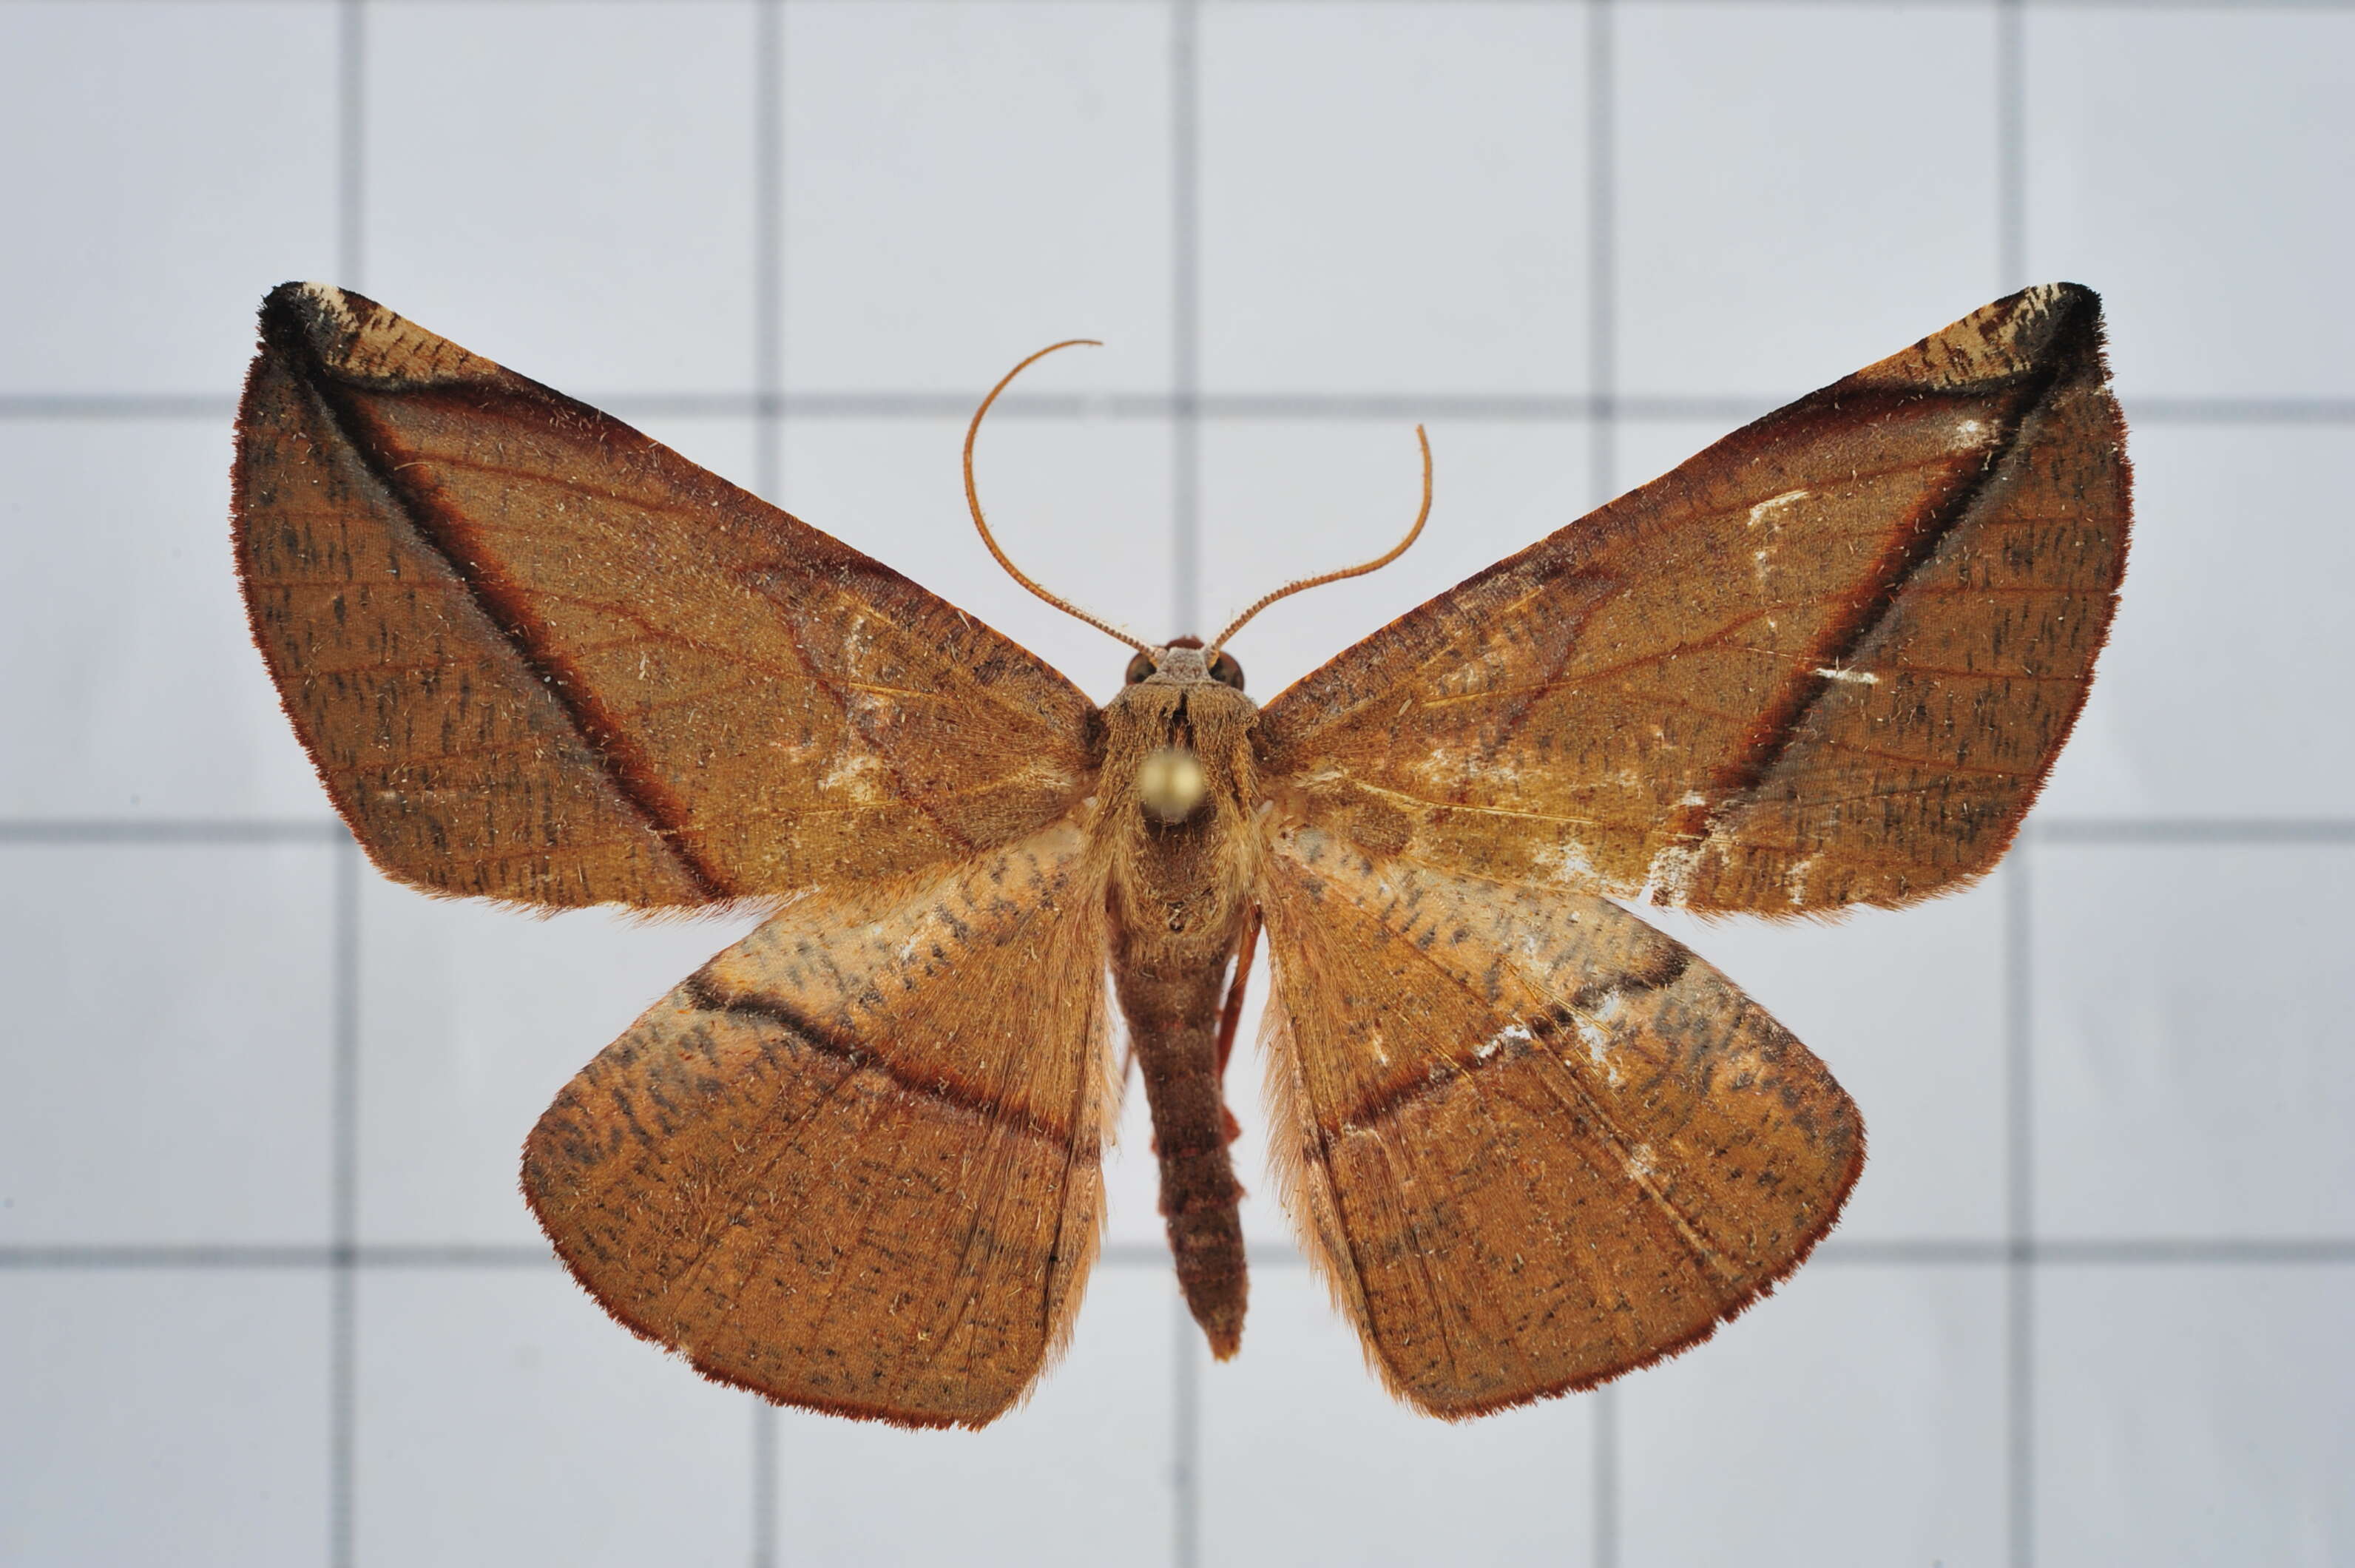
{"left": 233, "top": 281, "right": 2129, "bottom": 1428}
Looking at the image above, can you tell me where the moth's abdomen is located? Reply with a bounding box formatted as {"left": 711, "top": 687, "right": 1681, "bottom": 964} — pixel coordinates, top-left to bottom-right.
{"left": 1112, "top": 931, "right": 1250, "bottom": 1359}
{"left": 1152, "top": 1052, "right": 1249, "bottom": 1358}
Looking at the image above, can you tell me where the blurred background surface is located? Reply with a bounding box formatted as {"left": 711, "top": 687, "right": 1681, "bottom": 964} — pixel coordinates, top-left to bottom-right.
{"left": 1, "top": 2, "right": 2349, "bottom": 1564}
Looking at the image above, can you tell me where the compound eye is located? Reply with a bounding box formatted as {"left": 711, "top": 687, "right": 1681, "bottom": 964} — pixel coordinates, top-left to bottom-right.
{"left": 1124, "top": 650, "right": 1157, "bottom": 685}
{"left": 1209, "top": 650, "right": 1246, "bottom": 691}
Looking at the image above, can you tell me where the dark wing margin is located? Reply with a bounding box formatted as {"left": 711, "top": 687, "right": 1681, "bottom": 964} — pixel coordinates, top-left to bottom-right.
{"left": 234, "top": 282, "right": 1098, "bottom": 908}
{"left": 1255, "top": 283, "right": 2130, "bottom": 914}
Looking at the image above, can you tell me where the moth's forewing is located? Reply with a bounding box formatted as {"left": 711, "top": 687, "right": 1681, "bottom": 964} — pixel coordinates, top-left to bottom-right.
{"left": 1256, "top": 283, "right": 2129, "bottom": 915}
{"left": 523, "top": 821, "right": 1118, "bottom": 1430}
{"left": 1257, "top": 825, "right": 1862, "bottom": 1416}
{"left": 231, "top": 282, "right": 1096, "bottom": 909}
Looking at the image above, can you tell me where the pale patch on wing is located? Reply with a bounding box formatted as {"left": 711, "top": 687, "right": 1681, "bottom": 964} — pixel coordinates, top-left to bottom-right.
{"left": 1410, "top": 746, "right": 1472, "bottom": 791}
{"left": 820, "top": 750, "right": 891, "bottom": 802}
{"left": 1746, "top": 490, "right": 1811, "bottom": 587}
{"left": 1570, "top": 1013, "right": 1624, "bottom": 1087}
{"left": 1745, "top": 488, "right": 1811, "bottom": 528}
{"left": 1476, "top": 1021, "right": 1534, "bottom": 1062}
{"left": 297, "top": 279, "right": 359, "bottom": 333}
{"left": 1640, "top": 842, "right": 1703, "bottom": 908}
{"left": 1531, "top": 839, "right": 1600, "bottom": 888}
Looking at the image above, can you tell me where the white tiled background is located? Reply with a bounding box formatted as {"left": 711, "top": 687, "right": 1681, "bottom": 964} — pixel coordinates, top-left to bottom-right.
{"left": 1, "top": 2, "right": 2349, "bottom": 1565}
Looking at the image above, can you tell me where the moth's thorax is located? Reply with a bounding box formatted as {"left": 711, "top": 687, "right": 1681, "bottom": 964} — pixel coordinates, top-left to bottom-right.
{"left": 1098, "top": 657, "right": 1260, "bottom": 952}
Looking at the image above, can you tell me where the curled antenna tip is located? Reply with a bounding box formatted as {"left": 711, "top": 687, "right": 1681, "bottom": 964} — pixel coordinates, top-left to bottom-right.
{"left": 962, "top": 339, "right": 1146, "bottom": 654}
{"left": 1208, "top": 425, "right": 1433, "bottom": 653}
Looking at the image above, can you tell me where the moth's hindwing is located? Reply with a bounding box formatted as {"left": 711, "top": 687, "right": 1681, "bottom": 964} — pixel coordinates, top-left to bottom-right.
{"left": 1257, "top": 822, "right": 1863, "bottom": 1416}
{"left": 523, "top": 822, "right": 1118, "bottom": 1429}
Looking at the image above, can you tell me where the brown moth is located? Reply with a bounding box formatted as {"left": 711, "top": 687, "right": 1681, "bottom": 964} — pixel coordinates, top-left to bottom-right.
{"left": 232, "top": 281, "right": 2129, "bottom": 1429}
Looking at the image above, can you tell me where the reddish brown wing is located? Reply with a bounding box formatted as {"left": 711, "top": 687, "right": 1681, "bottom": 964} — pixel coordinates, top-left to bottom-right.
{"left": 1257, "top": 822, "right": 1862, "bottom": 1416}
{"left": 1257, "top": 283, "right": 2131, "bottom": 914}
{"left": 524, "top": 820, "right": 1117, "bottom": 1428}
{"left": 233, "top": 283, "right": 1096, "bottom": 908}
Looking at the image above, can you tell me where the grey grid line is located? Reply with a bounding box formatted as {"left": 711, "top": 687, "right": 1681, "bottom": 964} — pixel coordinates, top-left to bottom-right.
{"left": 7, "top": 817, "right": 2350, "bottom": 849}
{"left": 1585, "top": 0, "right": 1617, "bottom": 510}
{"left": 749, "top": 1401, "right": 776, "bottom": 1568}
{"left": 1997, "top": 0, "right": 2025, "bottom": 294}
{"left": 1996, "top": 10, "right": 2035, "bottom": 1561}
{"left": 328, "top": 839, "right": 361, "bottom": 1568}
{"left": 328, "top": 6, "right": 365, "bottom": 1563}
{"left": 2027, "top": 818, "right": 2355, "bottom": 845}
{"left": 752, "top": 0, "right": 783, "bottom": 504}
{"left": 1169, "top": 4, "right": 1203, "bottom": 1563}
{"left": 8, "top": 1237, "right": 2348, "bottom": 1271}
{"left": 750, "top": 6, "right": 784, "bottom": 1562}
{"left": 2004, "top": 851, "right": 2036, "bottom": 1568}
{"left": 1172, "top": 1295, "right": 1201, "bottom": 1568}
{"left": 0, "top": 820, "right": 348, "bottom": 844}
{"left": 1585, "top": 4, "right": 1620, "bottom": 1564}
{"left": 10, "top": 388, "right": 2352, "bottom": 425}
{"left": 1171, "top": 0, "right": 1203, "bottom": 642}
{"left": 25, "top": 0, "right": 2355, "bottom": 11}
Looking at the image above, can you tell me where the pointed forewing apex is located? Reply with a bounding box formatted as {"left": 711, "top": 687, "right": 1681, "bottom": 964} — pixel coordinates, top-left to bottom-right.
{"left": 234, "top": 283, "right": 1097, "bottom": 908}
{"left": 1257, "top": 823, "right": 1862, "bottom": 1416}
{"left": 1257, "top": 284, "right": 2129, "bottom": 913}
{"left": 523, "top": 821, "right": 1117, "bottom": 1429}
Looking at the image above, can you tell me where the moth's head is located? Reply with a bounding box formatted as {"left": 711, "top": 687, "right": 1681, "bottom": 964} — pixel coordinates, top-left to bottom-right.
{"left": 1107, "top": 637, "right": 1254, "bottom": 826}
{"left": 1124, "top": 635, "right": 1246, "bottom": 693}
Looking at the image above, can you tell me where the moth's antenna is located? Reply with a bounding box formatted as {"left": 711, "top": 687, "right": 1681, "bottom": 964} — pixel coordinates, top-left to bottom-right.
{"left": 964, "top": 339, "right": 1150, "bottom": 655}
{"left": 1208, "top": 425, "right": 1433, "bottom": 653}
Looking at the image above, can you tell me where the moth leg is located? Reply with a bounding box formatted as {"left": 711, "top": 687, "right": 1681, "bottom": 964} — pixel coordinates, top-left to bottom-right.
{"left": 1212, "top": 905, "right": 1262, "bottom": 1141}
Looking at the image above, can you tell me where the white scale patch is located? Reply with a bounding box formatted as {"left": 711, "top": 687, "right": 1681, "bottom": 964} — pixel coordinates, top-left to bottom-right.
{"left": 298, "top": 280, "right": 360, "bottom": 333}
{"left": 1814, "top": 665, "right": 1880, "bottom": 685}
{"left": 1411, "top": 746, "right": 1470, "bottom": 787}
{"left": 1476, "top": 1021, "right": 1534, "bottom": 1062}
{"left": 1747, "top": 489, "right": 1810, "bottom": 585}
{"left": 1641, "top": 842, "right": 1703, "bottom": 908}
{"left": 1533, "top": 839, "right": 1599, "bottom": 887}
{"left": 1746, "top": 489, "right": 1811, "bottom": 528}
{"left": 820, "top": 751, "right": 889, "bottom": 802}
{"left": 1570, "top": 1013, "right": 1625, "bottom": 1088}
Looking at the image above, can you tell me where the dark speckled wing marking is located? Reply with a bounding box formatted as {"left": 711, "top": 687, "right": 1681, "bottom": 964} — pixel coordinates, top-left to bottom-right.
{"left": 1257, "top": 283, "right": 2130, "bottom": 915}
{"left": 232, "top": 282, "right": 1096, "bottom": 908}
